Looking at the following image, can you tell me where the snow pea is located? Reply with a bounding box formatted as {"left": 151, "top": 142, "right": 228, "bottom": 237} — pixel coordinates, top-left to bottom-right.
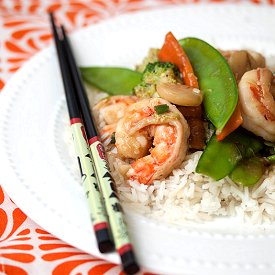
{"left": 229, "top": 157, "right": 265, "bottom": 186}
{"left": 264, "top": 141, "right": 275, "bottom": 155}
{"left": 179, "top": 37, "right": 238, "bottom": 133}
{"left": 196, "top": 131, "right": 263, "bottom": 180}
{"left": 80, "top": 67, "right": 142, "bottom": 95}
{"left": 196, "top": 134, "right": 242, "bottom": 180}
{"left": 228, "top": 131, "right": 263, "bottom": 159}
{"left": 267, "top": 155, "right": 275, "bottom": 164}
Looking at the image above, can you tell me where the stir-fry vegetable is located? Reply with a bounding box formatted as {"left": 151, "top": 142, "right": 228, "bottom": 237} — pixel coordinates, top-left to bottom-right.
{"left": 158, "top": 32, "right": 198, "bottom": 88}
{"left": 229, "top": 157, "right": 265, "bottom": 186}
{"left": 196, "top": 134, "right": 241, "bottom": 180}
{"left": 80, "top": 67, "right": 141, "bottom": 95}
{"left": 179, "top": 37, "right": 239, "bottom": 135}
{"left": 196, "top": 131, "right": 263, "bottom": 180}
{"left": 133, "top": 61, "right": 178, "bottom": 98}
{"left": 264, "top": 142, "right": 275, "bottom": 163}
{"left": 267, "top": 155, "right": 275, "bottom": 163}
{"left": 177, "top": 106, "right": 205, "bottom": 150}
{"left": 216, "top": 102, "right": 243, "bottom": 141}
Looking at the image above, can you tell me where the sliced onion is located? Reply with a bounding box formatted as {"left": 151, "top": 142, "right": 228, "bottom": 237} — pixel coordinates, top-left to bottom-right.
{"left": 156, "top": 82, "right": 203, "bottom": 106}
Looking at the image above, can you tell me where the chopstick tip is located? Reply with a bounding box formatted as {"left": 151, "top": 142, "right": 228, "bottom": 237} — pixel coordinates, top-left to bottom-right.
{"left": 121, "top": 250, "right": 140, "bottom": 275}
{"left": 49, "top": 11, "right": 54, "bottom": 22}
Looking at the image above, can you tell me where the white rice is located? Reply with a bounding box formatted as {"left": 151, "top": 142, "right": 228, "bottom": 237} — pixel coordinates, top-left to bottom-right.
{"left": 105, "top": 148, "right": 275, "bottom": 225}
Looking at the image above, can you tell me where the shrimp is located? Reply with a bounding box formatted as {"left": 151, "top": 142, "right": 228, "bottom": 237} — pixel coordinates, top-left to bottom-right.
{"left": 93, "top": 95, "right": 139, "bottom": 144}
{"left": 238, "top": 68, "right": 275, "bottom": 142}
{"left": 220, "top": 49, "right": 265, "bottom": 81}
{"left": 115, "top": 98, "right": 190, "bottom": 184}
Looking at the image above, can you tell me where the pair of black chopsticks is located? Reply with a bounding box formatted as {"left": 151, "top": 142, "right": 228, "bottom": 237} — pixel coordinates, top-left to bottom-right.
{"left": 49, "top": 13, "right": 139, "bottom": 275}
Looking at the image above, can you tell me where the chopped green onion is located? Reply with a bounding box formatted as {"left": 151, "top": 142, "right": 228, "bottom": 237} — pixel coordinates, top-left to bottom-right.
{"left": 110, "top": 132, "right": 116, "bottom": 144}
{"left": 154, "top": 104, "right": 169, "bottom": 114}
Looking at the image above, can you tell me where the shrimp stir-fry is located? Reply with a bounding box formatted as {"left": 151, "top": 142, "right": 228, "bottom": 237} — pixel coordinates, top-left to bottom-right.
{"left": 93, "top": 96, "right": 138, "bottom": 144}
{"left": 115, "top": 98, "right": 190, "bottom": 184}
{"left": 238, "top": 68, "right": 275, "bottom": 142}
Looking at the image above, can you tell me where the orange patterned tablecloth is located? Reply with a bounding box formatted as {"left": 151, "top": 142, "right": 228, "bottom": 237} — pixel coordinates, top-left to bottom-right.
{"left": 0, "top": 1, "right": 273, "bottom": 274}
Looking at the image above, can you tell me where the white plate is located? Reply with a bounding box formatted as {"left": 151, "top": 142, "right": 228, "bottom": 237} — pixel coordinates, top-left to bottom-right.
{"left": 1, "top": 4, "right": 275, "bottom": 275}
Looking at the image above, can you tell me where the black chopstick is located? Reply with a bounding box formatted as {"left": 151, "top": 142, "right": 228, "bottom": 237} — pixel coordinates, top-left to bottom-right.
{"left": 49, "top": 13, "right": 114, "bottom": 254}
{"left": 50, "top": 13, "right": 140, "bottom": 275}
{"left": 60, "top": 25, "right": 140, "bottom": 275}
{"left": 60, "top": 26, "right": 97, "bottom": 139}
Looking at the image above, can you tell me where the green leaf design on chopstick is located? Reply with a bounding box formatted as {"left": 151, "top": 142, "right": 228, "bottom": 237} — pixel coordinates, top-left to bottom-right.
{"left": 80, "top": 67, "right": 142, "bottom": 95}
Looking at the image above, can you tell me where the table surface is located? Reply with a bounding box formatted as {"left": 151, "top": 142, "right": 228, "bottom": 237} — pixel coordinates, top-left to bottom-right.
{"left": 0, "top": 0, "right": 274, "bottom": 274}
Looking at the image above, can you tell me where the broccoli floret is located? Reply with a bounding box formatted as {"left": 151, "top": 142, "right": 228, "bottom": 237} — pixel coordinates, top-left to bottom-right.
{"left": 136, "top": 48, "right": 160, "bottom": 73}
{"left": 134, "top": 61, "right": 180, "bottom": 98}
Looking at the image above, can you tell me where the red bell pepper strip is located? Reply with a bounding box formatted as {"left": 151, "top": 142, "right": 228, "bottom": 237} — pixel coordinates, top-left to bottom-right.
{"left": 217, "top": 101, "right": 243, "bottom": 141}
{"left": 158, "top": 31, "right": 199, "bottom": 88}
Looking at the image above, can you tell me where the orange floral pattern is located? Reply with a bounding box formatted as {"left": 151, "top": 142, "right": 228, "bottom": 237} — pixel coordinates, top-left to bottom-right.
{"left": 0, "top": 186, "right": 34, "bottom": 275}
{"left": 0, "top": 0, "right": 273, "bottom": 274}
{"left": 36, "top": 229, "right": 119, "bottom": 275}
